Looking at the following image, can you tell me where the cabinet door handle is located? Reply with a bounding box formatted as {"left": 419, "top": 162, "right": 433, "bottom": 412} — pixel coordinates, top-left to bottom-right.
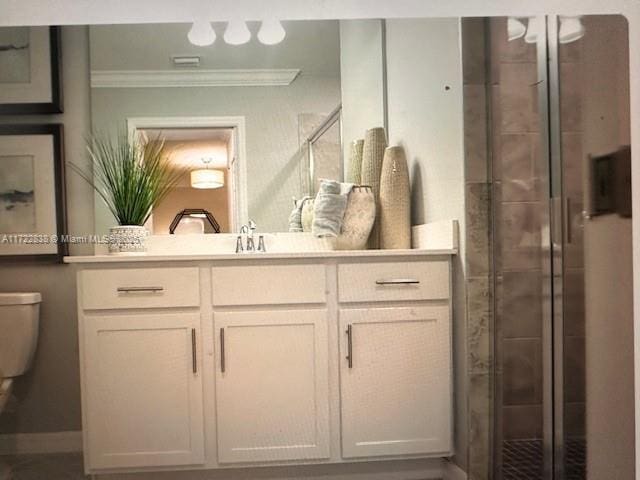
{"left": 375, "top": 279, "right": 420, "bottom": 285}
{"left": 346, "top": 324, "right": 353, "bottom": 369}
{"left": 220, "top": 328, "right": 226, "bottom": 373}
{"left": 116, "top": 286, "right": 164, "bottom": 293}
{"left": 191, "top": 328, "right": 197, "bottom": 374}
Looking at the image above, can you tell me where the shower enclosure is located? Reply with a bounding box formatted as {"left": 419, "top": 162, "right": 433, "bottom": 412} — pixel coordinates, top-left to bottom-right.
{"left": 487, "top": 15, "right": 633, "bottom": 480}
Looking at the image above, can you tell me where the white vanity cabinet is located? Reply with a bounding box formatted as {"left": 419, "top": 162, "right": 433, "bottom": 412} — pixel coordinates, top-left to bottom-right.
{"left": 338, "top": 306, "right": 451, "bottom": 458}
{"left": 78, "top": 267, "right": 205, "bottom": 470}
{"left": 70, "top": 251, "right": 453, "bottom": 476}
{"left": 82, "top": 313, "right": 205, "bottom": 470}
{"left": 214, "top": 309, "right": 330, "bottom": 463}
{"left": 337, "top": 260, "right": 453, "bottom": 458}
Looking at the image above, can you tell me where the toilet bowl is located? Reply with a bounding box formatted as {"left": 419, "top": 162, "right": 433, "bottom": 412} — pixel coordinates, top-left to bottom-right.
{"left": 0, "top": 292, "right": 41, "bottom": 416}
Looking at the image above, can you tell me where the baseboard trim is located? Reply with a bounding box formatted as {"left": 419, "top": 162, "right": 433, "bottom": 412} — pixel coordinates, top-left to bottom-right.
{"left": 0, "top": 430, "right": 83, "bottom": 455}
{"left": 96, "top": 458, "right": 444, "bottom": 480}
{"left": 442, "top": 459, "right": 468, "bottom": 480}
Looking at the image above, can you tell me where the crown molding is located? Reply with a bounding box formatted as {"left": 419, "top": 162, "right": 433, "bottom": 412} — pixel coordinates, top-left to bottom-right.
{"left": 91, "top": 68, "right": 300, "bottom": 88}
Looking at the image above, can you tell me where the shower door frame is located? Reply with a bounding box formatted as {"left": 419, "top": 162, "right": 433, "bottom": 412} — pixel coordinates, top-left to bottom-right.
{"left": 536, "top": 14, "right": 569, "bottom": 480}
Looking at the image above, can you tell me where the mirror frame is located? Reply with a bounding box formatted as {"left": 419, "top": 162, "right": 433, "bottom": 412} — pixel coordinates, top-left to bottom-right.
{"left": 3, "top": 0, "right": 640, "bottom": 469}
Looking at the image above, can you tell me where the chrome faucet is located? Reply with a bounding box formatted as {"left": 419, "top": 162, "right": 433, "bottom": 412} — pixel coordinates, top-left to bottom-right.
{"left": 246, "top": 220, "right": 257, "bottom": 252}
{"left": 236, "top": 220, "right": 263, "bottom": 253}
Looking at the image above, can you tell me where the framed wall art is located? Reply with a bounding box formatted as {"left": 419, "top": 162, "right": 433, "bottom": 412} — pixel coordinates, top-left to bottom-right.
{"left": 0, "top": 124, "right": 67, "bottom": 261}
{"left": 0, "top": 26, "right": 63, "bottom": 114}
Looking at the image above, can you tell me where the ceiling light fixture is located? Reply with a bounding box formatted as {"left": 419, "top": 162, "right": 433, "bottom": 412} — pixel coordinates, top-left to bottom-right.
{"left": 191, "top": 158, "right": 225, "bottom": 189}
{"left": 524, "top": 17, "right": 541, "bottom": 44}
{"left": 507, "top": 17, "right": 526, "bottom": 42}
{"left": 188, "top": 20, "right": 216, "bottom": 46}
{"left": 224, "top": 19, "right": 251, "bottom": 45}
{"left": 258, "top": 19, "right": 286, "bottom": 45}
{"left": 559, "top": 16, "right": 585, "bottom": 44}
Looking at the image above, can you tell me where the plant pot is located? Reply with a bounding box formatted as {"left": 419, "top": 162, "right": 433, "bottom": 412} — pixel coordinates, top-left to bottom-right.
{"left": 108, "top": 225, "right": 148, "bottom": 254}
{"left": 335, "top": 186, "right": 376, "bottom": 250}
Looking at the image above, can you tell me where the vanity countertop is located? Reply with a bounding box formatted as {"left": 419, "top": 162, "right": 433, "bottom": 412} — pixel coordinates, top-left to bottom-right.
{"left": 63, "top": 247, "right": 457, "bottom": 264}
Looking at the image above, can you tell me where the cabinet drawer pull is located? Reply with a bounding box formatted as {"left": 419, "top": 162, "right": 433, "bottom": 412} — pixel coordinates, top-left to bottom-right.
{"left": 116, "top": 286, "right": 164, "bottom": 293}
{"left": 346, "top": 324, "right": 353, "bottom": 369}
{"left": 375, "top": 279, "right": 420, "bottom": 285}
{"left": 191, "top": 328, "right": 197, "bottom": 374}
{"left": 220, "top": 328, "right": 226, "bottom": 373}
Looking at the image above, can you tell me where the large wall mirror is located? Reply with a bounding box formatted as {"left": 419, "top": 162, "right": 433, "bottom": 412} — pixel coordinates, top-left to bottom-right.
{"left": 89, "top": 20, "right": 385, "bottom": 234}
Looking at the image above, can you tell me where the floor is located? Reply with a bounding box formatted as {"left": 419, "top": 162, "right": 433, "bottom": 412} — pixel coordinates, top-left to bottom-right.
{"left": 0, "top": 453, "right": 87, "bottom": 480}
{"left": 501, "top": 438, "right": 586, "bottom": 480}
{"left": 1, "top": 444, "right": 587, "bottom": 480}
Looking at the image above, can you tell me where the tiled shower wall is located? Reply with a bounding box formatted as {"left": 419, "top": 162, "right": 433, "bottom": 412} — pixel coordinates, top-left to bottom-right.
{"left": 461, "top": 18, "right": 492, "bottom": 480}
{"left": 488, "top": 16, "right": 546, "bottom": 455}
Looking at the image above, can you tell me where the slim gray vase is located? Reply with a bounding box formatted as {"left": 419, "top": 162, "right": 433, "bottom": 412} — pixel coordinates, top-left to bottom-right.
{"left": 347, "top": 139, "right": 364, "bottom": 184}
{"left": 360, "top": 127, "right": 387, "bottom": 249}
{"left": 379, "top": 146, "right": 411, "bottom": 249}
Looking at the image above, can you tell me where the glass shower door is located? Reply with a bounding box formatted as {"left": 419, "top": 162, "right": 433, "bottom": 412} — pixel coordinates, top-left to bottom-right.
{"left": 492, "top": 14, "right": 633, "bottom": 480}
{"left": 490, "top": 15, "right": 551, "bottom": 480}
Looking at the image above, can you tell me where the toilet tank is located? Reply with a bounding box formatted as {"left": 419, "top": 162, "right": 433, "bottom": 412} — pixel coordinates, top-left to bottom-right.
{"left": 0, "top": 293, "right": 41, "bottom": 377}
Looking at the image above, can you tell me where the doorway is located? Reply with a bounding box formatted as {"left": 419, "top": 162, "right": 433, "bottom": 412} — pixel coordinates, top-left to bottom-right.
{"left": 127, "top": 116, "right": 248, "bottom": 233}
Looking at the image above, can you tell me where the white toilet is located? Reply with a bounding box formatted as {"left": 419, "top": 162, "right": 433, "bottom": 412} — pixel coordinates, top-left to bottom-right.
{"left": 0, "top": 292, "right": 41, "bottom": 415}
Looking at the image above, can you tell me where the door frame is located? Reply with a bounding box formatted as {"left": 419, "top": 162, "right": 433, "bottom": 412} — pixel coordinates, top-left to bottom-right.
{"left": 127, "top": 116, "right": 249, "bottom": 232}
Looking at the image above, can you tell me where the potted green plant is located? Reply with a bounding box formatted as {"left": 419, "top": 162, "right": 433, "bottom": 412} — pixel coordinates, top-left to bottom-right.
{"left": 71, "top": 133, "right": 184, "bottom": 254}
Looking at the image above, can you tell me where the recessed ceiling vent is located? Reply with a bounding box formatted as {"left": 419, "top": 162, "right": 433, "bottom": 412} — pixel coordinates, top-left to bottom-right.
{"left": 171, "top": 55, "right": 201, "bottom": 68}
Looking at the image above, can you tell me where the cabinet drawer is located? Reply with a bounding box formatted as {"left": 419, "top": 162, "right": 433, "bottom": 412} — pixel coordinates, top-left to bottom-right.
{"left": 338, "top": 261, "right": 450, "bottom": 303}
{"left": 81, "top": 267, "right": 200, "bottom": 310}
{"left": 211, "top": 265, "right": 326, "bottom": 306}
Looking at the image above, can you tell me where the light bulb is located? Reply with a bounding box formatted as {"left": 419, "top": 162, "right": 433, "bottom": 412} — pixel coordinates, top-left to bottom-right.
{"left": 258, "top": 19, "right": 286, "bottom": 45}
{"left": 224, "top": 19, "right": 251, "bottom": 45}
{"left": 188, "top": 20, "right": 216, "bottom": 46}
{"left": 507, "top": 17, "right": 526, "bottom": 42}
{"left": 559, "top": 16, "right": 585, "bottom": 44}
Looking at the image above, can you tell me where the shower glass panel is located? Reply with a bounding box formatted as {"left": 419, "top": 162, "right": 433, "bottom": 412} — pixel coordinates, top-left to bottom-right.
{"left": 489, "top": 16, "right": 548, "bottom": 480}
{"left": 491, "top": 14, "right": 633, "bottom": 480}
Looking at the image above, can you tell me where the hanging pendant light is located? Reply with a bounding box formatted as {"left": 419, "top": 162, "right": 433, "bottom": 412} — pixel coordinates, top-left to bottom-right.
{"left": 188, "top": 20, "right": 216, "bottom": 46}
{"left": 191, "top": 158, "right": 225, "bottom": 189}
{"left": 224, "top": 19, "right": 251, "bottom": 45}
{"left": 258, "top": 18, "right": 286, "bottom": 45}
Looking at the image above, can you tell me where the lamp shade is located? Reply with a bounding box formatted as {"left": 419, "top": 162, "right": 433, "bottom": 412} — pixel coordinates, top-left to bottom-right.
{"left": 224, "top": 19, "right": 251, "bottom": 45}
{"left": 524, "top": 17, "right": 541, "bottom": 44}
{"left": 559, "top": 16, "right": 585, "bottom": 44}
{"left": 258, "top": 19, "right": 286, "bottom": 45}
{"left": 507, "top": 17, "right": 526, "bottom": 42}
{"left": 188, "top": 20, "right": 216, "bottom": 46}
{"left": 191, "top": 169, "right": 224, "bottom": 189}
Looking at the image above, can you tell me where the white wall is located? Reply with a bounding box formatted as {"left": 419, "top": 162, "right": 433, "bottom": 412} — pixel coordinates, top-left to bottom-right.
{"left": 385, "top": 18, "right": 467, "bottom": 469}
{"left": 339, "top": 19, "right": 386, "bottom": 171}
{"left": 0, "top": 26, "right": 94, "bottom": 434}
{"left": 581, "top": 16, "right": 635, "bottom": 480}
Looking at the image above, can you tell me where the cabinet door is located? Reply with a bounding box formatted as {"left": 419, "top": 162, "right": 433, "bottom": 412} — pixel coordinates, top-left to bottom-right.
{"left": 214, "top": 309, "right": 330, "bottom": 463}
{"left": 83, "top": 313, "right": 205, "bottom": 470}
{"left": 339, "top": 306, "right": 452, "bottom": 458}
